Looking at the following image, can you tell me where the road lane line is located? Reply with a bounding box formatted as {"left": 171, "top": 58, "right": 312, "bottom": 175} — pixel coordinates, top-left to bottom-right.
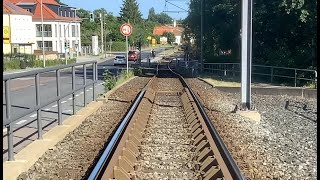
{"left": 30, "top": 114, "right": 37, "bottom": 118}
{"left": 16, "top": 120, "right": 27, "bottom": 125}
{"left": 76, "top": 94, "right": 80, "bottom": 97}
{"left": 44, "top": 108, "right": 50, "bottom": 111}
{"left": 86, "top": 90, "right": 90, "bottom": 92}
{"left": 61, "top": 101, "right": 67, "bottom": 104}
{"left": 80, "top": 92, "right": 84, "bottom": 94}
{"left": 52, "top": 104, "right": 58, "bottom": 108}
{"left": 89, "top": 87, "right": 93, "bottom": 90}
{"left": 68, "top": 97, "right": 72, "bottom": 100}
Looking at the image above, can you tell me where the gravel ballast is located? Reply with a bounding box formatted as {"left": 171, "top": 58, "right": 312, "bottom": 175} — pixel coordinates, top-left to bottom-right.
{"left": 17, "top": 77, "right": 150, "bottom": 180}
{"left": 187, "top": 78, "right": 317, "bottom": 180}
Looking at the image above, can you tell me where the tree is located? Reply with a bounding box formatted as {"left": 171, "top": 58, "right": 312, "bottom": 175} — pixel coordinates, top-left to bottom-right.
{"left": 119, "top": 0, "right": 142, "bottom": 24}
{"left": 162, "top": 32, "right": 176, "bottom": 44}
{"left": 148, "top": 7, "right": 157, "bottom": 22}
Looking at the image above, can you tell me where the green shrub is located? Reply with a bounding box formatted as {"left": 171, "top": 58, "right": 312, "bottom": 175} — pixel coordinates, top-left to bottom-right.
{"left": 133, "top": 67, "right": 143, "bottom": 76}
{"left": 111, "top": 42, "right": 126, "bottom": 51}
{"left": 103, "top": 70, "right": 117, "bottom": 92}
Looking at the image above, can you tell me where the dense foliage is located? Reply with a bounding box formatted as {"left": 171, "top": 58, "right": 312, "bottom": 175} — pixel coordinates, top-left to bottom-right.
{"left": 76, "top": 0, "right": 175, "bottom": 49}
{"left": 184, "top": 0, "right": 317, "bottom": 69}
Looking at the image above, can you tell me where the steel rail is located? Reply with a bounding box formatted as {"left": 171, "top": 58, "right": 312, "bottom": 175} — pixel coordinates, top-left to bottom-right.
{"left": 168, "top": 61, "right": 245, "bottom": 180}
{"left": 88, "top": 76, "right": 156, "bottom": 180}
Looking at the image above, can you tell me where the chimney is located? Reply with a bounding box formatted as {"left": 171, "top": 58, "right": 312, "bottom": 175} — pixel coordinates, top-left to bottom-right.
{"left": 173, "top": 20, "right": 176, "bottom": 27}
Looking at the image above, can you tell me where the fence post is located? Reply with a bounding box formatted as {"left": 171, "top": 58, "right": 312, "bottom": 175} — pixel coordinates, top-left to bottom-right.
{"left": 232, "top": 64, "right": 235, "bottom": 77}
{"left": 5, "top": 80, "right": 14, "bottom": 161}
{"left": 35, "top": 73, "right": 43, "bottom": 139}
{"left": 56, "top": 70, "right": 62, "bottom": 125}
{"left": 72, "top": 66, "right": 76, "bottom": 114}
{"left": 224, "top": 64, "right": 227, "bottom": 76}
{"left": 83, "top": 64, "right": 87, "bottom": 106}
{"left": 294, "top": 69, "right": 297, "bottom": 87}
{"left": 93, "top": 62, "right": 96, "bottom": 101}
{"left": 315, "top": 71, "right": 317, "bottom": 89}
{"left": 270, "top": 67, "right": 273, "bottom": 83}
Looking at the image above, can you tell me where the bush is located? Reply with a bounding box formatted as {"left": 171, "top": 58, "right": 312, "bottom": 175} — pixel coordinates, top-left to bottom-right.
{"left": 111, "top": 42, "right": 126, "bottom": 51}
{"left": 3, "top": 57, "right": 77, "bottom": 71}
{"left": 133, "top": 67, "right": 143, "bottom": 76}
{"left": 103, "top": 70, "right": 117, "bottom": 91}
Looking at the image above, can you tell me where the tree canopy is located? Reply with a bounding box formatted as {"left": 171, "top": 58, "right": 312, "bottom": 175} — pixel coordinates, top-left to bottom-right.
{"left": 119, "top": 0, "right": 142, "bottom": 24}
{"left": 184, "top": 0, "right": 317, "bottom": 69}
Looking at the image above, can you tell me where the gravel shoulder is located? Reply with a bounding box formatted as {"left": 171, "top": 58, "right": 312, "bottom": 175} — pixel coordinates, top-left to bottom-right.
{"left": 17, "top": 77, "right": 150, "bottom": 180}
{"left": 187, "top": 78, "right": 317, "bottom": 180}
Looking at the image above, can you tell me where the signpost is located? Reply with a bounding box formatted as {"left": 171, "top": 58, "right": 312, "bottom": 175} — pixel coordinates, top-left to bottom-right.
{"left": 120, "top": 23, "right": 132, "bottom": 73}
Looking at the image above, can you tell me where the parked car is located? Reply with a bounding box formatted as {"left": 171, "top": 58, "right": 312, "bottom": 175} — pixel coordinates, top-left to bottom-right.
{"left": 114, "top": 55, "right": 126, "bottom": 65}
{"left": 128, "top": 51, "right": 140, "bottom": 62}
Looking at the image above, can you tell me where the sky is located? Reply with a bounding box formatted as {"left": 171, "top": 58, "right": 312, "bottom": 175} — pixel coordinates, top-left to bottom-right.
{"left": 61, "top": 0, "right": 189, "bottom": 20}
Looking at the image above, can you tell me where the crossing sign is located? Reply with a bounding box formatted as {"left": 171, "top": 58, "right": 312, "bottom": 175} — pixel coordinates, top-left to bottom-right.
{"left": 120, "top": 23, "right": 132, "bottom": 36}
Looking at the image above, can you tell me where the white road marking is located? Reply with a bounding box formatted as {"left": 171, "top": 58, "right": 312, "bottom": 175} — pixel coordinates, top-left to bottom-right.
{"left": 89, "top": 87, "right": 93, "bottom": 90}
{"left": 16, "top": 120, "right": 27, "bottom": 125}
{"left": 44, "top": 108, "right": 50, "bottom": 111}
{"left": 76, "top": 94, "right": 80, "bottom": 97}
{"left": 52, "top": 104, "right": 58, "bottom": 108}
{"left": 68, "top": 97, "right": 72, "bottom": 100}
{"left": 80, "top": 92, "right": 84, "bottom": 94}
{"left": 86, "top": 90, "right": 90, "bottom": 92}
{"left": 30, "top": 113, "right": 37, "bottom": 118}
{"left": 61, "top": 101, "right": 67, "bottom": 104}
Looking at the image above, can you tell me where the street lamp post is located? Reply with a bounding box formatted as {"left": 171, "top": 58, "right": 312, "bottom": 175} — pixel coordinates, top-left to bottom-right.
{"left": 40, "top": 0, "right": 46, "bottom": 67}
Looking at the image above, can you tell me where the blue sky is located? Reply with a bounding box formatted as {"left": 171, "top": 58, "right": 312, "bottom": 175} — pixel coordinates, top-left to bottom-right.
{"left": 61, "top": 0, "right": 189, "bottom": 20}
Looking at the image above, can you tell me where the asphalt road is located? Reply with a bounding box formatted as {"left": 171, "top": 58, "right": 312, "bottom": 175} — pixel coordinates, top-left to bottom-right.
{"left": 2, "top": 47, "right": 166, "bottom": 161}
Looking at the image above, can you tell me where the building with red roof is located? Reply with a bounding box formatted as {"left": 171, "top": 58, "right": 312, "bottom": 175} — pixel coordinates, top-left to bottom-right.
{"left": 5, "top": 0, "right": 82, "bottom": 57}
{"left": 153, "top": 20, "right": 184, "bottom": 45}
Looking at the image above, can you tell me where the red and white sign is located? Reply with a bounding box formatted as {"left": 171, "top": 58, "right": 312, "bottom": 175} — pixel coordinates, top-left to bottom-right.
{"left": 120, "top": 23, "right": 132, "bottom": 36}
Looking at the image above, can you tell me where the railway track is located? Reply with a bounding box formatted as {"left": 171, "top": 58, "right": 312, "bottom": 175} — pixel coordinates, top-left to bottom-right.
{"left": 87, "top": 65, "right": 244, "bottom": 180}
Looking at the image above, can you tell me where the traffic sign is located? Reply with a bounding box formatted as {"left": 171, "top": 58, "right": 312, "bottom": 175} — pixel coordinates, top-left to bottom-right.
{"left": 120, "top": 23, "right": 132, "bottom": 36}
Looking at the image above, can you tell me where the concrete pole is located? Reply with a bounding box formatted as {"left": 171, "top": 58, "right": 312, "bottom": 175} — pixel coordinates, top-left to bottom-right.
{"left": 200, "top": 0, "right": 203, "bottom": 72}
{"left": 40, "top": 0, "right": 46, "bottom": 67}
{"left": 240, "top": 0, "right": 253, "bottom": 110}
{"left": 100, "top": 13, "right": 104, "bottom": 57}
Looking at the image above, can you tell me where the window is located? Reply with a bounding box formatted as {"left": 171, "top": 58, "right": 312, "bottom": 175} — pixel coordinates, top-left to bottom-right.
{"left": 59, "top": 24, "right": 61, "bottom": 37}
{"left": 55, "top": 24, "right": 57, "bottom": 37}
{"left": 71, "top": 25, "right": 76, "bottom": 37}
{"left": 26, "top": 8, "right": 31, "bottom": 12}
{"left": 37, "top": 41, "right": 53, "bottom": 51}
{"left": 76, "top": 24, "right": 79, "bottom": 37}
{"left": 36, "top": 24, "right": 52, "bottom": 37}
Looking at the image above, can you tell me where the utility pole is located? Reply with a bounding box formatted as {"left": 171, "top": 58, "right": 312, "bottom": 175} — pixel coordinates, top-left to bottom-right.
{"left": 240, "top": 0, "right": 253, "bottom": 110}
{"left": 200, "top": 0, "right": 203, "bottom": 72}
{"left": 100, "top": 13, "right": 104, "bottom": 58}
{"left": 40, "top": 0, "right": 46, "bottom": 67}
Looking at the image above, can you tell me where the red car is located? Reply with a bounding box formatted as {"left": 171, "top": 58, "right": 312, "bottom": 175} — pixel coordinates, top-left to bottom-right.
{"left": 128, "top": 51, "right": 140, "bottom": 62}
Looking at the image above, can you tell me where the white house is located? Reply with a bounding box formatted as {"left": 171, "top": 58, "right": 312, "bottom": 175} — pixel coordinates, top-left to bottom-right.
{"left": 3, "top": 0, "right": 35, "bottom": 54}
{"left": 153, "top": 20, "right": 184, "bottom": 45}
{"left": 10, "top": 0, "right": 82, "bottom": 57}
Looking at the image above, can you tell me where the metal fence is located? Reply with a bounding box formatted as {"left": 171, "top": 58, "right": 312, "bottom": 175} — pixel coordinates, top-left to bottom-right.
{"left": 203, "top": 63, "right": 317, "bottom": 88}
{"left": 3, "top": 61, "right": 98, "bottom": 161}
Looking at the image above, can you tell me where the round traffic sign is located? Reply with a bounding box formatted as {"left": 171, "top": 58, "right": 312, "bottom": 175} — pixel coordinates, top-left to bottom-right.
{"left": 120, "top": 23, "right": 132, "bottom": 36}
